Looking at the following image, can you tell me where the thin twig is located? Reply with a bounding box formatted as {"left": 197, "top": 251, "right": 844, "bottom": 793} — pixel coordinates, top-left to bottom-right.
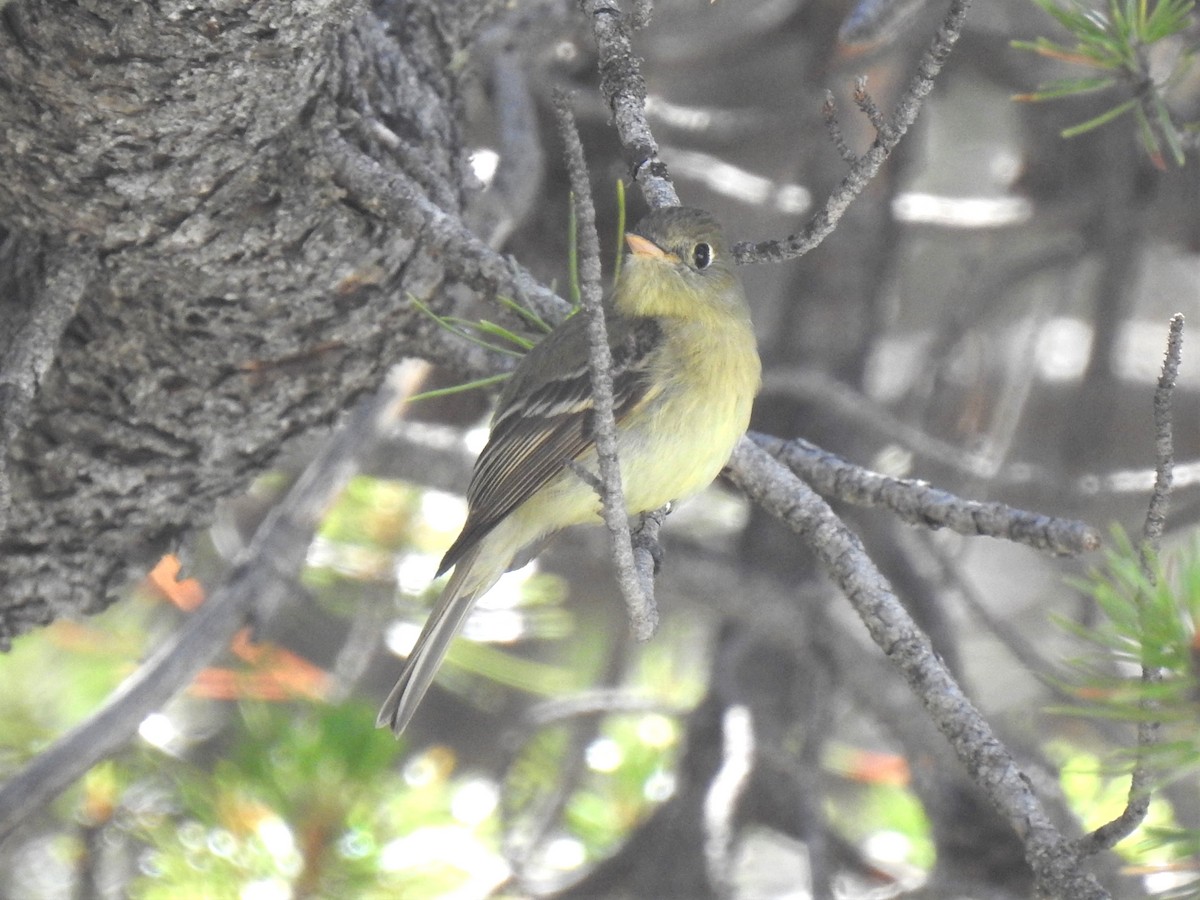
{"left": 1141, "top": 314, "right": 1182, "bottom": 556}
{"left": 554, "top": 92, "right": 657, "bottom": 640}
{"left": 631, "top": 507, "right": 665, "bottom": 599}
{"left": 734, "top": 0, "right": 971, "bottom": 264}
{"left": 323, "top": 131, "right": 569, "bottom": 327}
{"left": 580, "top": 0, "right": 679, "bottom": 209}
{"left": 628, "top": 0, "right": 652, "bottom": 30}
{"left": 1076, "top": 313, "right": 1183, "bottom": 857}
{"left": 852, "top": 76, "right": 887, "bottom": 135}
{"left": 821, "top": 90, "right": 856, "bottom": 164}
{"left": 725, "top": 437, "right": 1110, "bottom": 899}
{"left": 0, "top": 362, "right": 426, "bottom": 842}
{"left": 751, "top": 432, "right": 1101, "bottom": 556}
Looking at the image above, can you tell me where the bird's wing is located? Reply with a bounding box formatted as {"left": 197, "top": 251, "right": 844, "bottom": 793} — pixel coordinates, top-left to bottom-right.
{"left": 436, "top": 316, "right": 663, "bottom": 575}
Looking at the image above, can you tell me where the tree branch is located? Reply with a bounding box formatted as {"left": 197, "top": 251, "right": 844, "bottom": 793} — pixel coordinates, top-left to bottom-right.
{"left": 554, "top": 93, "right": 657, "bottom": 641}
{"left": 1075, "top": 313, "right": 1183, "bottom": 856}
{"left": 750, "top": 432, "right": 1101, "bottom": 556}
{"left": 733, "top": 0, "right": 971, "bottom": 265}
{"left": 580, "top": 0, "right": 679, "bottom": 209}
{"left": 725, "top": 436, "right": 1110, "bottom": 899}
{"left": 323, "top": 131, "right": 570, "bottom": 327}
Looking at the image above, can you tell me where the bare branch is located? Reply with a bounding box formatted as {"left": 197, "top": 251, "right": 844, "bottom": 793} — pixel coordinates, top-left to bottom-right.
{"left": 821, "top": 90, "right": 857, "bottom": 165}
{"left": 579, "top": 0, "right": 679, "bottom": 209}
{"left": 852, "top": 76, "right": 887, "bottom": 135}
{"left": 1076, "top": 313, "right": 1184, "bottom": 857}
{"left": 734, "top": 0, "right": 971, "bottom": 264}
{"left": 554, "top": 93, "right": 658, "bottom": 641}
{"left": 725, "top": 436, "right": 1110, "bottom": 899}
{"left": 751, "top": 432, "right": 1101, "bottom": 556}
{"left": 631, "top": 507, "right": 665, "bottom": 595}
{"left": 322, "top": 131, "right": 569, "bottom": 327}
{"left": 1141, "top": 313, "right": 1183, "bottom": 555}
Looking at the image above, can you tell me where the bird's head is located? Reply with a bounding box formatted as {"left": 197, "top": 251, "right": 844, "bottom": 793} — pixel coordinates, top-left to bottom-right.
{"left": 617, "top": 207, "right": 745, "bottom": 321}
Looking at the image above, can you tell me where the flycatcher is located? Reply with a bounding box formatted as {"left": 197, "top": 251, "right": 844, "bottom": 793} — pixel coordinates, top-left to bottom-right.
{"left": 378, "top": 206, "right": 761, "bottom": 735}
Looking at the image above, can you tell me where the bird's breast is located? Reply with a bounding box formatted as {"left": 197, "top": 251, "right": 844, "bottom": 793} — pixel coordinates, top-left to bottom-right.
{"left": 617, "top": 318, "right": 760, "bottom": 512}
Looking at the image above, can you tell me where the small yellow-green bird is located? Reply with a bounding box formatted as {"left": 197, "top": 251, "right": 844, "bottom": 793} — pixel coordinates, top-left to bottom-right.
{"left": 378, "top": 206, "right": 761, "bottom": 735}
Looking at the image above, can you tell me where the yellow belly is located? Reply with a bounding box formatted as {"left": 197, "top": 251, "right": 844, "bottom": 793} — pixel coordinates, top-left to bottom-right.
{"left": 506, "top": 317, "right": 759, "bottom": 541}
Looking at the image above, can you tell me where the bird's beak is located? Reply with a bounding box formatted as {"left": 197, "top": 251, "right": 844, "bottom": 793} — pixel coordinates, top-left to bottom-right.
{"left": 625, "top": 232, "right": 676, "bottom": 263}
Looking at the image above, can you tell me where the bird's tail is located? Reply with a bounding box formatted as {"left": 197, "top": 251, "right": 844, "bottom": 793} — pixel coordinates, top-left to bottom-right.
{"left": 376, "top": 543, "right": 494, "bottom": 735}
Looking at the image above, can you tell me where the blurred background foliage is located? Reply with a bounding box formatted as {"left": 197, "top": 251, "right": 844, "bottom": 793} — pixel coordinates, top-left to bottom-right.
{"left": 2, "top": 481, "right": 1199, "bottom": 896}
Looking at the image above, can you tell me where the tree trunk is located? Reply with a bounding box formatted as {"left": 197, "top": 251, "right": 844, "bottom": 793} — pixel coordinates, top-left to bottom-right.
{"left": 0, "top": 0, "right": 485, "bottom": 643}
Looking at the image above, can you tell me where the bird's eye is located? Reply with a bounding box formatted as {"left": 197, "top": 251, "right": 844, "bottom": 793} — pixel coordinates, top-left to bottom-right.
{"left": 692, "top": 242, "right": 713, "bottom": 270}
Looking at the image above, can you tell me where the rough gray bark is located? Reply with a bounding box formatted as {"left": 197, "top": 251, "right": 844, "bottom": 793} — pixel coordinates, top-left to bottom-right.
{"left": 0, "top": 0, "right": 491, "bottom": 642}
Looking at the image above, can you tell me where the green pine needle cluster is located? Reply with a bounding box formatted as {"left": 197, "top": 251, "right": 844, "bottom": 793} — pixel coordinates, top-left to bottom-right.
{"left": 1013, "top": 0, "right": 1197, "bottom": 165}
{"left": 1060, "top": 527, "right": 1200, "bottom": 726}
{"left": 407, "top": 180, "right": 629, "bottom": 404}
{"left": 1057, "top": 527, "right": 1200, "bottom": 888}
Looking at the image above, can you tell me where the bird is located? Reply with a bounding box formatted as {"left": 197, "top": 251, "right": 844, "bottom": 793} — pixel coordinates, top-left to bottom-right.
{"left": 377, "top": 206, "right": 761, "bottom": 735}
